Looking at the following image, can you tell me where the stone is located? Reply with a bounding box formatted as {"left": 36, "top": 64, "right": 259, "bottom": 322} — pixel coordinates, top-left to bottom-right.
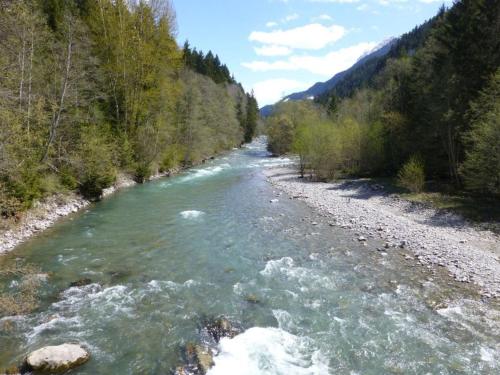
{"left": 204, "top": 317, "right": 240, "bottom": 342}
{"left": 69, "top": 278, "right": 92, "bottom": 288}
{"left": 358, "top": 236, "right": 367, "bottom": 242}
{"left": 26, "top": 344, "right": 90, "bottom": 373}
{"left": 270, "top": 199, "right": 279, "bottom": 203}
{"left": 245, "top": 294, "right": 260, "bottom": 304}
{"left": 194, "top": 346, "right": 214, "bottom": 374}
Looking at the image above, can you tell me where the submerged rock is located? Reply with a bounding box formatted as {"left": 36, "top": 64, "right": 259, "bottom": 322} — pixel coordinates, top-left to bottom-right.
{"left": 194, "top": 345, "right": 214, "bottom": 374}
{"left": 177, "top": 343, "right": 215, "bottom": 375}
{"left": 177, "top": 317, "right": 241, "bottom": 374}
{"left": 245, "top": 294, "right": 260, "bottom": 304}
{"left": 69, "top": 278, "right": 92, "bottom": 288}
{"left": 25, "top": 343, "right": 89, "bottom": 373}
{"left": 203, "top": 317, "right": 240, "bottom": 343}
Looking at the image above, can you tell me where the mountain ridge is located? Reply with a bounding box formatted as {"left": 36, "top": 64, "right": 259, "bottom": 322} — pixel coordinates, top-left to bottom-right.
{"left": 260, "top": 14, "right": 439, "bottom": 116}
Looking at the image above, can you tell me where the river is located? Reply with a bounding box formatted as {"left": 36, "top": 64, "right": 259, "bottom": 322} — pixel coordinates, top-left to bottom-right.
{"left": 0, "top": 138, "right": 498, "bottom": 374}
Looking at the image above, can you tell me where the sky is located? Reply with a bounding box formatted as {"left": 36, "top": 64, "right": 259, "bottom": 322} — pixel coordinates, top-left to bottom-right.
{"left": 171, "top": 0, "right": 452, "bottom": 107}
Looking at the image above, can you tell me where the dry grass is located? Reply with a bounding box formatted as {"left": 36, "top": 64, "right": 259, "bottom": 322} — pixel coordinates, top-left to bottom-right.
{"left": 0, "top": 261, "right": 43, "bottom": 317}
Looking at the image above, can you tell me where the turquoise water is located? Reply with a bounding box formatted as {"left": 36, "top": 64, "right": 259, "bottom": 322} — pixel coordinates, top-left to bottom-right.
{"left": 1, "top": 139, "right": 499, "bottom": 374}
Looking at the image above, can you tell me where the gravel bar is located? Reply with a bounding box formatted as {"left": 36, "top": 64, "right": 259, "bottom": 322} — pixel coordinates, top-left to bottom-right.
{"left": 265, "top": 166, "right": 500, "bottom": 298}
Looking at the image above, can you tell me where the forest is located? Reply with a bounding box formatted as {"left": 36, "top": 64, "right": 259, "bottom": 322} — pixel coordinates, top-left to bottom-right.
{"left": 0, "top": 0, "right": 259, "bottom": 218}
{"left": 267, "top": 0, "right": 499, "bottom": 198}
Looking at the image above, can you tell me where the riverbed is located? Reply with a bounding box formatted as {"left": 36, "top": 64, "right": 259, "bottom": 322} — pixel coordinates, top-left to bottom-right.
{"left": 1, "top": 139, "right": 498, "bottom": 374}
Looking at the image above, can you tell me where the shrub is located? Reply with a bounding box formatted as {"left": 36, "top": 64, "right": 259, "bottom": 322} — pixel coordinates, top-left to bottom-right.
{"left": 0, "top": 183, "right": 23, "bottom": 219}
{"left": 160, "top": 144, "right": 185, "bottom": 172}
{"left": 398, "top": 156, "right": 425, "bottom": 193}
{"left": 72, "top": 126, "right": 117, "bottom": 200}
{"left": 134, "top": 163, "right": 152, "bottom": 183}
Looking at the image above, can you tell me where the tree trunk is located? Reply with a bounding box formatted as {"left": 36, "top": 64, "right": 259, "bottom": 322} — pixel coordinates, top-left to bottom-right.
{"left": 41, "top": 25, "right": 73, "bottom": 162}
{"left": 26, "top": 29, "right": 34, "bottom": 136}
{"left": 19, "top": 29, "right": 26, "bottom": 110}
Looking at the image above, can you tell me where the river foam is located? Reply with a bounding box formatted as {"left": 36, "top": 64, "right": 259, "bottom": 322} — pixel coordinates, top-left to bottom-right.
{"left": 180, "top": 163, "right": 231, "bottom": 182}
{"left": 207, "top": 327, "right": 329, "bottom": 375}
{"left": 180, "top": 210, "right": 205, "bottom": 219}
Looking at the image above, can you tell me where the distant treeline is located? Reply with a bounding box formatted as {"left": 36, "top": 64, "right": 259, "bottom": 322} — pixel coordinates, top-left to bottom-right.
{"left": 182, "top": 42, "right": 234, "bottom": 84}
{"left": 0, "top": 0, "right": 259, "bottom": 218}
{"left": 267, "top": 0, "right": 500, "bottom": 196}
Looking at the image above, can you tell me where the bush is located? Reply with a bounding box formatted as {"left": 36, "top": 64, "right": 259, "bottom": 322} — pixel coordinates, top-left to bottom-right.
{"left": 0, "top": 183, "right": 23, "bottom": 219}
{"left": 398, "top": 156, "right": 425, "bottom": 193}
{"left": 134, "top": 163, "right": 152, "bottom": 183}
{"left": 160, "top": 144, "right": 185, "bottom": 172}
{"left": 72, "top": 126, "right": 117, "bottom": 200}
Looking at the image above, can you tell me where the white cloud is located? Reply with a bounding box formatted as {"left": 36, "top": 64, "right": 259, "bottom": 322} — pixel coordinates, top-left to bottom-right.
{"left": 317, "top": 14, "right": 333, "bottom": 20}
{"left": 249, "top": 23, "right": 346, "bottom": 50}
{"left": 252, "top": 79, "right": 309, "bottom": 106}
{"left": 254, "top": 45, "right": 293, "bottom": 56}
{"left": 243, "top": 41, "right": 377, "bottom": 76}
{"left": 266, "top": 13, "right": 299, "bottom": 29}
{"left": 284, "top": 13, "right": 299, "bottom": 22}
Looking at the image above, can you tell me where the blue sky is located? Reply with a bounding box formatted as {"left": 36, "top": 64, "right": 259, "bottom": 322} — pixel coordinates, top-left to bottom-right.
{"left": 172, "top": 0, "right": 452, "bottom": 107}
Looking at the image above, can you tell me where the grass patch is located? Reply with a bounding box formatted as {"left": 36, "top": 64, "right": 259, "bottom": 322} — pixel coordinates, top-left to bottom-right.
{"left": 370, "top": 177, "right": 500, "bottom": 232}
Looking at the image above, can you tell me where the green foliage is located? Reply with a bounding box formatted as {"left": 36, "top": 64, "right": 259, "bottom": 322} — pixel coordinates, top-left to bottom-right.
{"left": 160, "top": 144, "right": 185, "bottom": 172}
{"left": 398, "top": 157, "right": 425, "bottom": 193}
{"left": 270, "top": 1, "right": 500, "bottom": 198}
{"left": 268, "top": 93, "right": 388, "bottom": 180}
{"left": 183, "top": 41, "right": 234, "bottom": 84}
{"left": 0, "top": 183, "right": 23, "bottom": 220}
{"left": 0, "top": 0, "right": 255, "bottom": 215}
{"left": 267, "top": 116, "right": 295, "bottom": 156}
{"left": 71, "top": 126, "right": 116, "bottom": 199}
{"left": 175, "top": 70, "right": 244, "bottom": 165}
{"left": 317, "top": 13, "right": 438, "bottom": 102}
{"left": 461, "top": 70, "right": 500, "bottom": 195}
{"left": 244, "top": 93, "right": 259, "bottom": 143}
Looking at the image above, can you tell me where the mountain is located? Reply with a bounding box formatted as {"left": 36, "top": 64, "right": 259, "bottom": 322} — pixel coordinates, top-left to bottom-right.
{"left": 260, "top": 13, "right": 439, "bottom": 116}
{"left": 284, "top": 38, "right": 396, "bottom": 102}
{"left": 260, "top": 104, "right": 275, "bottom": 117}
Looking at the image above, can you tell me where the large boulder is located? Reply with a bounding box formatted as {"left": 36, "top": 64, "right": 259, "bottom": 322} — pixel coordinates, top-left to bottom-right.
{"left": 26, "top": 344, "right": 89, "bottom": 373}
{"left": 204, "top": 317, "right": 240, "bottom": 343}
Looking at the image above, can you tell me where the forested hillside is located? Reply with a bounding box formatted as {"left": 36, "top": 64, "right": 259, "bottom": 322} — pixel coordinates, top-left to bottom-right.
{"left": 262, "top": 14, "right": 437, "bottom": 117}
{"left": 267, "top": 0, "right": 500, "bottom": 197}
{"left": 0, "top": 0, "right": 258, "bottom": 218}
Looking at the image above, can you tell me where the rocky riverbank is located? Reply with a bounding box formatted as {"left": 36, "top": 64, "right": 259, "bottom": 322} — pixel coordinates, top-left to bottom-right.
{"left": 265, "top": 167, "right": 500, "bottom": 298}
{"left": 0, "top": 175, "right": 136, "bottom": 255}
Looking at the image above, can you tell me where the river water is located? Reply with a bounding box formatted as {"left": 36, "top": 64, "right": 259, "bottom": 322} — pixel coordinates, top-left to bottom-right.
{"left": 0, "top": 139, "right": 499, "bottom": 374}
